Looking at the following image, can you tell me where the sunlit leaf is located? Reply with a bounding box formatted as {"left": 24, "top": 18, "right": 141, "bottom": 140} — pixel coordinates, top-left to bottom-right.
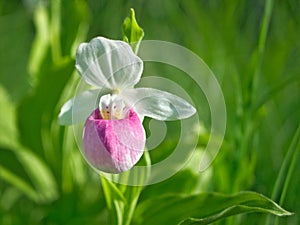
{"left": 0, "top": 85, "right": 18, "bottom": 148}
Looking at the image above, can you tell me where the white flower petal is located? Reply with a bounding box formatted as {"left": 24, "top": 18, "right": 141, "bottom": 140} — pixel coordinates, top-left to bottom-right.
{"left": 76, "top": 37, "right": 143, "bottom": 89}
{"left": 58, "top": 89, "right": 106, "bottom": 125}
{"left": 122, "top": 88, "right": 196, "bottom": 121}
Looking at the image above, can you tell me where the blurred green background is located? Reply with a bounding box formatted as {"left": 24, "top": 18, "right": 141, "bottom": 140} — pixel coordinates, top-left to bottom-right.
{"left": 0, "top": 0, "right": 299, "bottom": 224}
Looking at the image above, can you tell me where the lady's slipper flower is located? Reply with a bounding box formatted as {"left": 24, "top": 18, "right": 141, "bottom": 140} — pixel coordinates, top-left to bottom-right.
{"left": 58, "top": 37, "right": 196, "bottom": 173}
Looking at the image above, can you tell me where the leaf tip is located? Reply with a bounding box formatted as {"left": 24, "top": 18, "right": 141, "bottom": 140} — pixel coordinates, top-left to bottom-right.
{"left": 122, "top": 8, "right": 144, "bottom": 54}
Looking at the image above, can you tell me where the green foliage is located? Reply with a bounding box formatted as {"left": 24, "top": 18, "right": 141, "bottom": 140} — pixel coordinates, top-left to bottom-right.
{"left": 0, "top": 3, "right": 31, "bottom": 102}
{"left": 133, "top": 192, "right": 291, "bottom": 225}
{"left": 0, "top": 0, "right": 299, "bottom": 225}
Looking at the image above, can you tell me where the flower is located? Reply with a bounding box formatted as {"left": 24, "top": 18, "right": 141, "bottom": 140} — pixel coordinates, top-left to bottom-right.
{"left": 58, "top": 37, "right": 196, "bottom": 173}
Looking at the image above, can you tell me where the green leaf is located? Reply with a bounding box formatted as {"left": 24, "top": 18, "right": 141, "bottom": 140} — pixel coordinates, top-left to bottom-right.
{"left": 101, "top": 176, "right": 126, "bottom": 209}
{"left": 16, "top": 147, "right": 58, "bottom": 202}
{"left": 0, "top": 85, "right": 58, "bottom": 203}
{"left": 139, "top": 149, "right": 213, "bottom": 202}
{"left": 28, "top": 4, "right": 50, "bottom": 79}
{"left": 133, "top": 191, "right": 292, "bottom": 225}
{"left": 122, "top": 8, "right": 144, "bottom": 54}
{"left": 0, "top": 85, "right": 18, "bottom": 148}
{"left": 101, "top": 176, "right": 126, "bottom": 225}
{"left": 17, "top": 59, "right": 74, "bottom": 159}
{"left": 0, "top": 163, "right": 38, "bottom": 202}
{"left": 0, "top": 147, "right": 58, "bottom": 203}
{"left": 0, "top": 7, "right": 32, "bottom": 102}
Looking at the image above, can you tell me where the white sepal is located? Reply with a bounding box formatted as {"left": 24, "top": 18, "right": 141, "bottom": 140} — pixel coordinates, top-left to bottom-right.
{"left": 76, "top": 37, "right": 143, "bottom": 90}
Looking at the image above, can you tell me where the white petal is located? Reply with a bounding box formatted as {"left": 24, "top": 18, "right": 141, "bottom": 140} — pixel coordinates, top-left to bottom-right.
{"left": 122, "top": 88, "right": 196, "bottom": 121}
{"left": 76, "top": 37, "right": 143, "bottom": 89}
{"left": 58, "top": 89, "right": 106, "bottom": 125}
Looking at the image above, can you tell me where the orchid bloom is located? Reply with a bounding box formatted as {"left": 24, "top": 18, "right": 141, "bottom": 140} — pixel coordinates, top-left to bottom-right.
{"left": 58, "top": 37, "right": 196, "bottom": 173}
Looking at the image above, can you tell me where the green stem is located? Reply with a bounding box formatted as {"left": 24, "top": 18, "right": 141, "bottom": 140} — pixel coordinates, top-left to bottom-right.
{"left": 123, "top": 151, "right": 151, "bottom": 225}
{"left": 230, "top": 1, "right": 274, "bottom": 223}
{"left": 234, "top": 0, "right": 274, "bottom": 187}
{"left": 101, "top": 175, "right": 124, "bottom": 225}
{"left": 28, "top": 4, "right": 50, "bottom": 77}
{"left": 252, "top": 74, "right": 300, "bottom": 113}
{"left": 100, "top": 151, "right": 151, "bottom": 225}
{"left": 271, "top": 125, "right": 300, "bottom": 202}
{"left": 279, "top": 134, "right": 300, "bottom": 206}
{"left": 267, "top": 124, "right": 300, "bottom": 225}
{"left": 274, "top": 126, "right": 300, "bottom": 225}
{"left": 275, "top": 145, "right": 300, "bottom": 224}
{"left": 123, "top": 186, "right": 142, "bottom": 225}
{"left": 50, "top": 0, "right": 63, "bottom": 63}
{"left": 251, "top": 0, "right": 274, "bottom": 100}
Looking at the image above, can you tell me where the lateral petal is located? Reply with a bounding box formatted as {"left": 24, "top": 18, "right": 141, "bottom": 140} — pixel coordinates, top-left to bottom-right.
{"left": 122, "top": 88, "right": 196, "bottom": 121}
{"left": 58, "top": 89, "right": 105, "bottom": 125}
